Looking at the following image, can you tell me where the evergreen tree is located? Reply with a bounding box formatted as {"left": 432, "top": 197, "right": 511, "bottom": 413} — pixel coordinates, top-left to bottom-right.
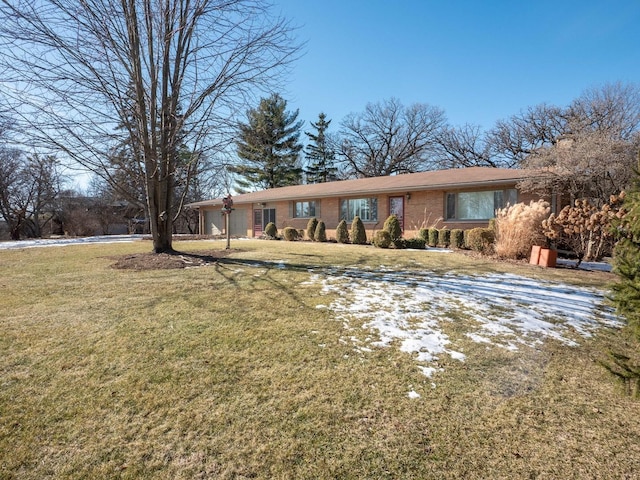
{"left": 231, "top": 93, "right": 303, "bottom": 191}
{"left": 612, "top": 150, "right": 640, "bottom": 339}
{"left": 304, "top": 113, "right": 338, "bottom": 183}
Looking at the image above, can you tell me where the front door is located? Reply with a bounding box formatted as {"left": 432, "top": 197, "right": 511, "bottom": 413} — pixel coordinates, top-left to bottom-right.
{"left": 389, "top": 196, "right": 405, "bottom": 231}
{"left": 253, "top": 209, "right": 263, "bottom": 236}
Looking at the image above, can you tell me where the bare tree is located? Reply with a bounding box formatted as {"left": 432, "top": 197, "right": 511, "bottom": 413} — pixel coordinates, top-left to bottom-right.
{"left": 337, "top": 98, "right": 446, "bottom": 177}
{"left": 0, "top": 0, "right": 299, "bottom": 252}
{"left": 0, "top": 151, "right": 61, "bottom": 239}
{"left": 434, "top": 124, "right": 500, "bottom": 168}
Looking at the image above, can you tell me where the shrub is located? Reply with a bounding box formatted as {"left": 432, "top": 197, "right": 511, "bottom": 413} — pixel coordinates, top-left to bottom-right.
{"left": 418, "top": 228, "right": 429, "bottom": 242}
{"left": 283, "top": 227, "right": 299, "bottom": 241}
{"left": 542, "top": 195, "right": 624, "bottom": 264}
{"left": 404, "top": 237, "right": 426, "bottom": 249}
{"left": 495, "top": 200, "right": 550, "bottom": 259}
{"left": 336, "top": 220, "right": 350, "bottom": 244}
{"left": 466, "top": 227, "right": 495, "bottom": 254}
{"left": 373, "top": 230, "right": 392, "bottom": 248}
{"left": 264, "top": 222, "right": 278, "bottom": 238}
{"left": 350, "top": 216, "right": 367, "bottom": 245}
{"left": 314, "top": 220, "right": 327, "bottom": 242}
{"left": 439, "top": 228, "right": 451, "bottom": 247}
{"left": 297, "top": 229, "right": 305, "bottom": 239}
{"left": 306, "top": 217, "right": 318, "bottom": 241}
{"left": 428, "top": 228, "right": 438, "bottom": 247}
{"left": 451, "top": 229, "right": 464, "bottom": 249}
{"left": 383, "top": 215, "right": 402, "bottom": 241}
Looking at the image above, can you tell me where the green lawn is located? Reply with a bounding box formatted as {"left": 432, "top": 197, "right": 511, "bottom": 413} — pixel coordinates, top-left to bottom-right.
{"left": 1, "top": 239, "right": 639, "bottom": 479}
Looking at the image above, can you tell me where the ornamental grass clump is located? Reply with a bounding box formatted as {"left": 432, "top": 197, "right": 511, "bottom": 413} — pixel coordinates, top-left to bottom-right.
{"left": 494, "top": 200, "right": 550, "bottom": 259}
{"left": 336, "top": 220, "right": 350, "bottom": 244}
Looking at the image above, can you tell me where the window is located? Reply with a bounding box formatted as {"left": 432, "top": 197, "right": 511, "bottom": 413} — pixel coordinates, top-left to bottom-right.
{"left": 446, "top": 189, "right": 517, "bottom": 220}
{"left": 294, "top": 201, "right": 316, "bottom": 218}
{"left": 340, "top": 198, "right": 378, "bottom": 222}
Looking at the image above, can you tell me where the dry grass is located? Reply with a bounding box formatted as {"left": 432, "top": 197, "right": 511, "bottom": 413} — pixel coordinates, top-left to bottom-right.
{"left": 1, "top": 239, "right": 639, "bottom": 479}
{"left": 495, "top": 200, "right": 550, "bottom": 259}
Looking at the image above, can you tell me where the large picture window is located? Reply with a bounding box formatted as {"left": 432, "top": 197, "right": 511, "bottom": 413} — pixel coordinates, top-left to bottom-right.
{"left": 294, "top": 201, "right": 316, "bottom": 218}
{"left": 446, "top": 189, "right": 517, "bottom": 220}
{"left": 340, "top": 198, "right": 378, "bottom": 222}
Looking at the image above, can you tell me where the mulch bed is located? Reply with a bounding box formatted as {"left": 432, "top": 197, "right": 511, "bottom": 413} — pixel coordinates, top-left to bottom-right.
{"left": 110, "top": 249, "right": 237, "bottom": 271}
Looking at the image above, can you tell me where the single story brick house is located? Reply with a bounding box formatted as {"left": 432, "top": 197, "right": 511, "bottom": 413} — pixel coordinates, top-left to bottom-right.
{"left": 188, "top": 167, "right": 550, "bottom": 239}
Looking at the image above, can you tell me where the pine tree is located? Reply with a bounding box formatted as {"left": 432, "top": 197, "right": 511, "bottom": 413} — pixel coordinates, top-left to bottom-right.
{"left": 231, "top": 94, "right": 303, "bottom": 191}
{"left": 612, "top": 151, "right": 640, "bottom": 338}
{"left": 304, "top": 113, "right": 338, "bottom": 183}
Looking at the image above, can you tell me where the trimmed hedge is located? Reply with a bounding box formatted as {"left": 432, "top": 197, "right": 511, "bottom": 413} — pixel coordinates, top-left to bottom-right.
{"left": 373, "top": 230, "right": 392, "bottom": 248}
{"left": 283, "top": 227, "right": 299, "bottom": 241}
{"left": 306, "top": 218, "right": 318, "bottom": 241}
{"left": 439, "top": 229, "right": 451, "bottom": 247}
{"left": 466, "top": 227, "right": 495, "bottom": 254}
{"left": 428, "top": 228, "right": 439, "bottom": 247}
{"left": 314, "top": 220, "right": 327, "bottom": 242}
{"left": 336, "top": 220, "right": 350, "bottom": 244}
{"left": 350, "top": 216, "right": 367, "bottom": 245}
{"left": 451, "top": 229, "right": 464, "bottom": 249}
{"left": 383, "top": 215, "right": 402, "bottom": 241}
{"left": 264, "top": 222, "right": 277, "bottom": 238}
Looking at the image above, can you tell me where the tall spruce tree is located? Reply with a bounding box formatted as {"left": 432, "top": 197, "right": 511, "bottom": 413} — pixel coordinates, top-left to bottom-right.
{"left": 231, "top": 94, "right": 303, "bottom": 191}
{"left": 612, "top": 150, "right": 640, "bottom": 338}
{"left": 304, "top": 113, "right": 338, "bottom": 183}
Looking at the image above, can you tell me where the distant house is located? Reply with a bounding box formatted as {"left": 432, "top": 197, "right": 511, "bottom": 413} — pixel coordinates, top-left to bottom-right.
{"left": 188, "top": 167, "right": 550, "bottom": 239}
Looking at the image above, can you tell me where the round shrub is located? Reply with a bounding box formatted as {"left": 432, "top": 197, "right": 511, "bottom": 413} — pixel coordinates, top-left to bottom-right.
{"left": 451, "top": 229, "right": 464, "bottom": 249}
{"left": 466, "top": 227, "right": 495, "bottom": 254}
{"left": 350, "top": 216, "right": 367, "bottom": 245}
{"left": 306, "top": 217, "right": 318, "bottom": 241}
{"left": 373, "top": 230, "right": 392, "bottom": 248}
{"left": 336, "top": 219, "right": 350, "bottom": 244}
{"left": 283, "top": 227, "right": 299, "bottom": 241}
{"left": 439, "top": 228, "right": 451, "bottom": 247}
{"left": 264, "top": 222, "right": 277, "bottom": 238}
{"left": 314, "top": 220, "right": 327, "bottom": 242}
{"left": 297, "top": 229, "right": 305, "bottom": 239}
{"left": 383, "top": 215, "right": 402, "bottom": 241}
{"left": 428, "top": 228, "right": 439, "bottom": 247}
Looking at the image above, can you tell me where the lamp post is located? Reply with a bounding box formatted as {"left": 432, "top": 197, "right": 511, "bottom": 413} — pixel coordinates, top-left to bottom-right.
{"left": 221, "top": 195, "right": 234, "bottom": 249}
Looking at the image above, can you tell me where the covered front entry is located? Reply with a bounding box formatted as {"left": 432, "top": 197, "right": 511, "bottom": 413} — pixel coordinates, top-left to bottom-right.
{"left": 389, "top": 196, "right": 405, "bottom": 231}
{"left": 253, "top": 208, "right": 276, "bottom": 236}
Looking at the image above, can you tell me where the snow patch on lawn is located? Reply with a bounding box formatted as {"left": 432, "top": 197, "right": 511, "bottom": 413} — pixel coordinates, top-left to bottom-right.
{"left": 312, "top": 266, "right": 621, "bottom": 391}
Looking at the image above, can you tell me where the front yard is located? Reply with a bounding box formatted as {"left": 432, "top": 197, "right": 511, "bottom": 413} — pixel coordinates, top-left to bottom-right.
{"left": 1, "top": 239, "right": 639, "bottom": 478}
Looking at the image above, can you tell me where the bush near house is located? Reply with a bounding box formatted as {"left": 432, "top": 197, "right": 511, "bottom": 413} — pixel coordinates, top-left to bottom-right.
{"left": 495, "top": 200, "right": 550, "bottom": 260}
{"left": 428, "top": 228, "right": 439, "bottom": 247}
{"left": 264, "top": 222, "right": 278, "bottom": 239}
{"left": 466, "top": 227, "right": 495, "bottom": 254}
{"left": 542, "top": 195, "right": 624, "bottom": 264}
{"left": 451, "top": 229, "right": 464, "bottom": 249}
{"left": 418, "top": 228, "right": 429, "bottom": 243}
{"left": 306, "top": 217, "right": 318, "bottom": 241}
{"left": 350, "top": 216, "right": 367, "bottom": 245}
{"left": 383, "top": 215, "right": 402, "bottom": 242}
{"left": 283, "top": 227, "right": 299, "bottom": 241}
{"left": 439, "top": 229, "right": 451, "bottom": 247}
{"left": 403, "top": 237, "right": 426, "bottom": 249}
{"left": 372, "top": 230, "right": 392, "bottom": 248}
{"left": 336, "top": 220, "right": 350, "bottom": 244}
{"left": 314, "top": 221, "right": 327, "bottom": 242}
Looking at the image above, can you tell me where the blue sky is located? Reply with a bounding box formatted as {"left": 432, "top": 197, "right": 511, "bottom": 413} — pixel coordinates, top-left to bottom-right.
{"left": 272, "top": 0, "right": 640, "bottom": 130}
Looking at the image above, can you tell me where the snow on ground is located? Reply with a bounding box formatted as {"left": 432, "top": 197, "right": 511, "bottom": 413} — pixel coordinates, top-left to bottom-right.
{"left": 311, "top": 265, "right": 621, "bottom": 394}
{"left": 0, "top": 235, "right": 142, "bottom": 250}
